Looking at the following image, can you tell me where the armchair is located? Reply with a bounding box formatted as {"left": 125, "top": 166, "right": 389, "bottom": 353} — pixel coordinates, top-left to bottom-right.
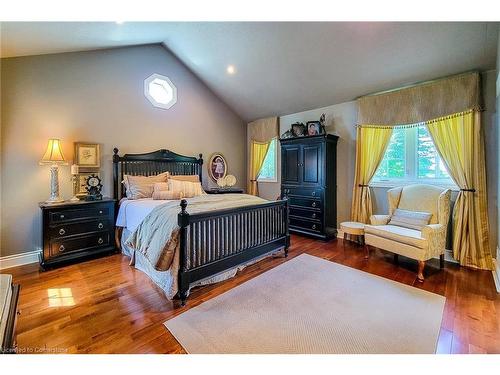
{"left": 364, "top": 184, "right": 451, "bottom": 281}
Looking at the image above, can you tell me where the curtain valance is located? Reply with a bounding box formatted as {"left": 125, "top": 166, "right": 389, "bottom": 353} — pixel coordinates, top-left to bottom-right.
{"left": 357, "top": 72, "right": 481, "bottom": 126}
{"left": 248, "top": 116, "right": 279, "bottom": 142}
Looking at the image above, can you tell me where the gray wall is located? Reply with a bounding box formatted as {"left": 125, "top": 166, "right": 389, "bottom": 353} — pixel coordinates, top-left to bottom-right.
{"left": 497, "top": 30, "right": 500, "bottom": 260}
{"left": 0, "top": 44, "right": 246, "bottom": 257}
{"left": 259, "top": 72, "right": 498, "bottom": 254}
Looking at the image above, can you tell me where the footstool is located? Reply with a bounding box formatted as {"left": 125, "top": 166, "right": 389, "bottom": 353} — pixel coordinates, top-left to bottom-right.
{"left": 340, "top": 221, "right": 365, "bottom": 245}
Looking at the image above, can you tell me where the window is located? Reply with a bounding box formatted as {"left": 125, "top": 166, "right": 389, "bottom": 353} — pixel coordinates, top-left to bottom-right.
{"left": 372, "top": 124, "right": 457, "bottom": 188}
{"left": 144, "top": 73, "right": 177, "bottom": 109}
{"left": 257, "top": 138, "right": 277, "bottom": 182}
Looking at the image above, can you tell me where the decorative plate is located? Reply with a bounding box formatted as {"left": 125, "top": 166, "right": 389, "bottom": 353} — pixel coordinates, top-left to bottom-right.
{"left": 225, "top": 174, "right": 236, "bottom": 187}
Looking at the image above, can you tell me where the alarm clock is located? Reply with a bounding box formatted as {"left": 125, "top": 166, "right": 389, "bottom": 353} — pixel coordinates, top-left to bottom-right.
{"left": 85, "top": 174, "right": 103, "bottom": 201}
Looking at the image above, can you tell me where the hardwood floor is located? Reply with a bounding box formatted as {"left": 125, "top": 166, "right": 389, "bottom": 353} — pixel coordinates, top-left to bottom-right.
{"left": 7, "top": 235, "right": 500, "bottom": 354}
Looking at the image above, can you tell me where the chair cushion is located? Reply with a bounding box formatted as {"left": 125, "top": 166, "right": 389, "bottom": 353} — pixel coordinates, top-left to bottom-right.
{"left": 388, "top": 208, "right": 432, "bottom": 230}
{"left": 364, "top": 225, "right": 428, "bottom": 249}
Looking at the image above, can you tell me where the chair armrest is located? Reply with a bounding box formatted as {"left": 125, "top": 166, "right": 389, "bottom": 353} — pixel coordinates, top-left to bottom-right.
{"left": 421, "top": 224, "right": 447, "bottom": 257}
{"left": 369, "top": 214, "right": 391, "bottom": 225}
{"left": 421, "top": 224, "right": 445, "bottom": 238}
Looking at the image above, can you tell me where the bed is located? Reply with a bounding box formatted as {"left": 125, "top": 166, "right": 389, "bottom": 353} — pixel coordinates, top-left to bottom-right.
{"left": 113, "top": 148, "right": 290, "bottom": 305}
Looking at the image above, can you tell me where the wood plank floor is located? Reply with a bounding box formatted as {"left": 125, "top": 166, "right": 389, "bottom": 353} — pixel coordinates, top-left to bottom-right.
{"left": 7, "top": 235, "right": 500, "bottom": 354}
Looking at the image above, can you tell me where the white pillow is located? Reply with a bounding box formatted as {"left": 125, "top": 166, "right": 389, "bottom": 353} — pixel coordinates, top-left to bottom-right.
{"left": 388, "top": 208, "right": 432, "bottom": 231}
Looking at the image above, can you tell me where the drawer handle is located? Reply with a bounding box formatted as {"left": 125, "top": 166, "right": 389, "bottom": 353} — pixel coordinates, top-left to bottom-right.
{"left": 312, "top": 213, "right": 316, "bottom": 219}
{"left": 312, "top": 191, "right": 316, "bottom": 196}
{"left": 98, "top": 223, "right": 104, "bottom": 229}
{"left": 59, "top": 245, "right": 65, "bottom": 252}
{"left": 312, "top": 202, "right": 317, "bottom": 208}
{"left": 99, "top": 210, "right": 103, "bottom": 214}
{"left": 60, "top": 214, "right": 65, "bottom": 219}
{"left": 59, "top": 228, "right": 66, "bottom": 235}
{"left": 312, "top": 224, "right": 317, "bottom": 230}
{"left": 98, "top": 238, "right": 104, "bottom": 245}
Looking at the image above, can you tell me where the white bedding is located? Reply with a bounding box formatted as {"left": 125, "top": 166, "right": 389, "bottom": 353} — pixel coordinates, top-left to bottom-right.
{"left": 116, "top": 198, "right": 176, "bottom": 232}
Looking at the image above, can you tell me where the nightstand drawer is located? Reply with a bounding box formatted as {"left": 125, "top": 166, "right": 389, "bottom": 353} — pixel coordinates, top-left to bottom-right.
{"left": 50, "top": 207, "right": 109, "bottom": 223}
{"left": 50, "top": 233, "right": 110, "bottom": 257}
{"left": 50, "top": 219, "right": 111, "bottom": 238}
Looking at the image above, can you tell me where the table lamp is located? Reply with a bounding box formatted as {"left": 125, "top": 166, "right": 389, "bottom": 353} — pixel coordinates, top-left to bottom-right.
{"left": 39, "top": 139, "right": 67, "bottom": 203}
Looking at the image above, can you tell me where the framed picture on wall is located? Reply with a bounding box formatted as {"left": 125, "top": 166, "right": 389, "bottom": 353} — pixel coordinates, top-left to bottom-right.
{"left": 74, "top": 142, "right": 100, "bottom": 168}
{"left": 208, "top": 153, "right": 228, "bottom": 182}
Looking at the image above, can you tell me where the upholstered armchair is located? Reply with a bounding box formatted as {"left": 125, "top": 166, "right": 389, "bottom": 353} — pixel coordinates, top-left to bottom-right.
{"left": 364, "top": 184, "right": 451, "bottom": 282}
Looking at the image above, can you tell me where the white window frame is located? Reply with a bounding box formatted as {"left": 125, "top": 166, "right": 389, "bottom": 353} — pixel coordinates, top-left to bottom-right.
{"left": 257, "top": 138, "right": 278, "bottom": 183}
{"left": 370, "top": 126, "right": 458, "bottom": 190}
{"left": 144, "top": 73, "right": 177, "bottom": 110}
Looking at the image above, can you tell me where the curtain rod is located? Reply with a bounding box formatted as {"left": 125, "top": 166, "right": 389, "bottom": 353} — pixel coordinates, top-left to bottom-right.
{"left": 355, "top": 70, "right": 480, "bottom": 100}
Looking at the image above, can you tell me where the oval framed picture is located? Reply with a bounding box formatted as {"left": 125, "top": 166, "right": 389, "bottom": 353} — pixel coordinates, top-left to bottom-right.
{"left": 208, "top": 153, "right": 228, "bottom": 182}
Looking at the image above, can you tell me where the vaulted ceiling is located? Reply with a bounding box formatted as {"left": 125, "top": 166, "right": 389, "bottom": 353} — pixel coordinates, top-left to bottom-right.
{"left": 1, "top": 22, "right": 498, "bottom": 121}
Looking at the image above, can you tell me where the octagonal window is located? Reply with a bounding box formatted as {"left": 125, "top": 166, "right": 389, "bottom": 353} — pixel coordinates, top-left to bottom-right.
{"left": 144, "top": 73, "right": 177, "bottom": 109}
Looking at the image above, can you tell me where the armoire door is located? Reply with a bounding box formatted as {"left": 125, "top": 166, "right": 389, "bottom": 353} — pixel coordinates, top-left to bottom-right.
{"left": 301, "top": 141, "right": 323, "bottom": 185}
{"left": 281, "top": 144, "right": 301, "bottom": 184}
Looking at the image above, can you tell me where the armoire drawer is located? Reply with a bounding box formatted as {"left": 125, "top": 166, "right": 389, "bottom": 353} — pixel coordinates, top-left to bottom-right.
{"left": 289, "top": 207, "right": 322, "bottom": 221}
{"left": 289, "top": 196, "right": 322, "bottom": 210}
{"left": 290, "top": 218, "right": 323, "bottom": 233}
{"left": 49, "top": 233, "right": 110, "bottom": 258}
{"left": 282, "top": 187, "right": 323, "bottom": 199}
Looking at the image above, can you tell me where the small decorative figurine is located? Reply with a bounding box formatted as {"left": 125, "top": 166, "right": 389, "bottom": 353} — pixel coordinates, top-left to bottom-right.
{"left": 85, "top": 174, "right": 103, "bottom": 201}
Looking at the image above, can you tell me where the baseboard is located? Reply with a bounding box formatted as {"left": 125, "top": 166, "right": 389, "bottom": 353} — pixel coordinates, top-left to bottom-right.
{"left": 0, "top": 250, "right": 41, "bottom": 270}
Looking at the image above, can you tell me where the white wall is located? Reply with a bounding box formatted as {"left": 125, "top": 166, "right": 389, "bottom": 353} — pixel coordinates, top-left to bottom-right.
{"left": 0, "top": 44, "right": 246, "bottom": 257}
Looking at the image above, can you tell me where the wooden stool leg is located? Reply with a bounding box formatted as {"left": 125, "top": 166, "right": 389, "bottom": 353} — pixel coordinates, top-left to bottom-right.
{"left": 417, "top": 261, "right": 425, "bottom": 282}
{"left": 440, "top": 254, "right": 445, "bottom": 269}
{"left": 343, "top": 232, "right": 347, "bottom": 248}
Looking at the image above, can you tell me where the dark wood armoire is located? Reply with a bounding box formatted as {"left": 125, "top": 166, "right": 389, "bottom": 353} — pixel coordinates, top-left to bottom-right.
{"left": 280, "top": 134, "right": 338, "bottom": 240}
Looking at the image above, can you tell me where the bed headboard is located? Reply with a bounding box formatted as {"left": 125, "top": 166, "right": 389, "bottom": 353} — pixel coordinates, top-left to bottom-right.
{"left": 112, "top": 148, "right": 203, "bottom": 199}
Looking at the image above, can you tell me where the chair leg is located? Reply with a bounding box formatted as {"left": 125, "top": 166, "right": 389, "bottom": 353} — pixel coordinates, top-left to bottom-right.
{"left": 394, "top": 253, "right": 399, "bottom": 264}
{"left": 417, "top": 261, "right": 425, "bottom": 282}
{"left": 364, "top": 244, "right": 370, "bottom": 259}
{"left": 343, "top": 232, "right": 347, "bottom": 249}
{"left": 440, "top": 254, "right": 445, "bottom": 269}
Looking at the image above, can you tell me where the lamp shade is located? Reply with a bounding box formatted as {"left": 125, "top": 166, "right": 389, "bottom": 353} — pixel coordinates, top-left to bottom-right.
{"left": 40, "top": 139, "right": 67, "bottom": 165}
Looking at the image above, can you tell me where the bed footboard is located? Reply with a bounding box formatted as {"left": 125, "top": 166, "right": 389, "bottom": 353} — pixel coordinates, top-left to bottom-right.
{"left": 177, "top": 197, "right": 290, "bottom": 305}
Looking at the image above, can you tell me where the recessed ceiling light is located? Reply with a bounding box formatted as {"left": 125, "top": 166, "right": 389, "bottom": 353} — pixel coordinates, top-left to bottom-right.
{"left": 226, "top": 65, "right": 236, "bottom": 75}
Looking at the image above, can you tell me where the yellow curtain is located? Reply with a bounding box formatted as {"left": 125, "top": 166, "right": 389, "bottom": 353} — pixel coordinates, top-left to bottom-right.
{"left": 351, "top": 126, "right": 393, "bottom": 223}
{"left": 248, "top": 140, "right": 270, "bottom": 196}
{"left": 426, "top": 111, "right": 492, "bottom": 270}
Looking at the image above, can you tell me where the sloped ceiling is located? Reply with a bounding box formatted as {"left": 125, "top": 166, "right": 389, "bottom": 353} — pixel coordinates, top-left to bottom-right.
{"left": 1, "top": 22, "right": 498, "bottom": 121}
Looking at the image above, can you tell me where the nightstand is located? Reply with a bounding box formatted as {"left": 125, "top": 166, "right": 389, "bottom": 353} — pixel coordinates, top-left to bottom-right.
{"left": 205, "top": 188, "right": 244, "bottom": 194}
{"left": 39, "top": 198, "right": 117, "bottom": 269}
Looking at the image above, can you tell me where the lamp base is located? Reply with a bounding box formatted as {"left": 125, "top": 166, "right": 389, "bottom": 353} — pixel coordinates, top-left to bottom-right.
{"left": 45, "top": 197, "right": 65, "bottom": 204}
{"left": 46, "top": 164, "right": 64, "bottom": 203}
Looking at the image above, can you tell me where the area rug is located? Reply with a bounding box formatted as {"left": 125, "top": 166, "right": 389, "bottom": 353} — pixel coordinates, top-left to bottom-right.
{"left": 164, "top": 254, "right": 445, "bottom": 353}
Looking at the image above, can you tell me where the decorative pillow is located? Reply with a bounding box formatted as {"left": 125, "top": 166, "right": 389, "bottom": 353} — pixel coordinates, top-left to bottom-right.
{"left": 123, "top": 172, "right": 169, "bottom": 199}
{"left": 168, "top": 178, "right": 204, "bottom": 198}
{"left": 153, "top": 182, "right": 170, "bottom": 192}
{"left": 388, "top": 208, "right": 432, "bottom": 231}
{"left": 152, "top": 190, "right": 183, "bottom": 200}
{"left": 169, "top": 174, "right": 200, "bottom": 183}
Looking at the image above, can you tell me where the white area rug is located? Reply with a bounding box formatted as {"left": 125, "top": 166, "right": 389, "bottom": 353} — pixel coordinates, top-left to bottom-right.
{"left": 165, "top": 254, "right": 445, "bottom": 353}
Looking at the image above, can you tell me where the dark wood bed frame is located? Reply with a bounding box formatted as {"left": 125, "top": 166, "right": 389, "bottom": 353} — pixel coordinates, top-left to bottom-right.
{"left": 113, "top": 148, "right": 290, "bottom": 305}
